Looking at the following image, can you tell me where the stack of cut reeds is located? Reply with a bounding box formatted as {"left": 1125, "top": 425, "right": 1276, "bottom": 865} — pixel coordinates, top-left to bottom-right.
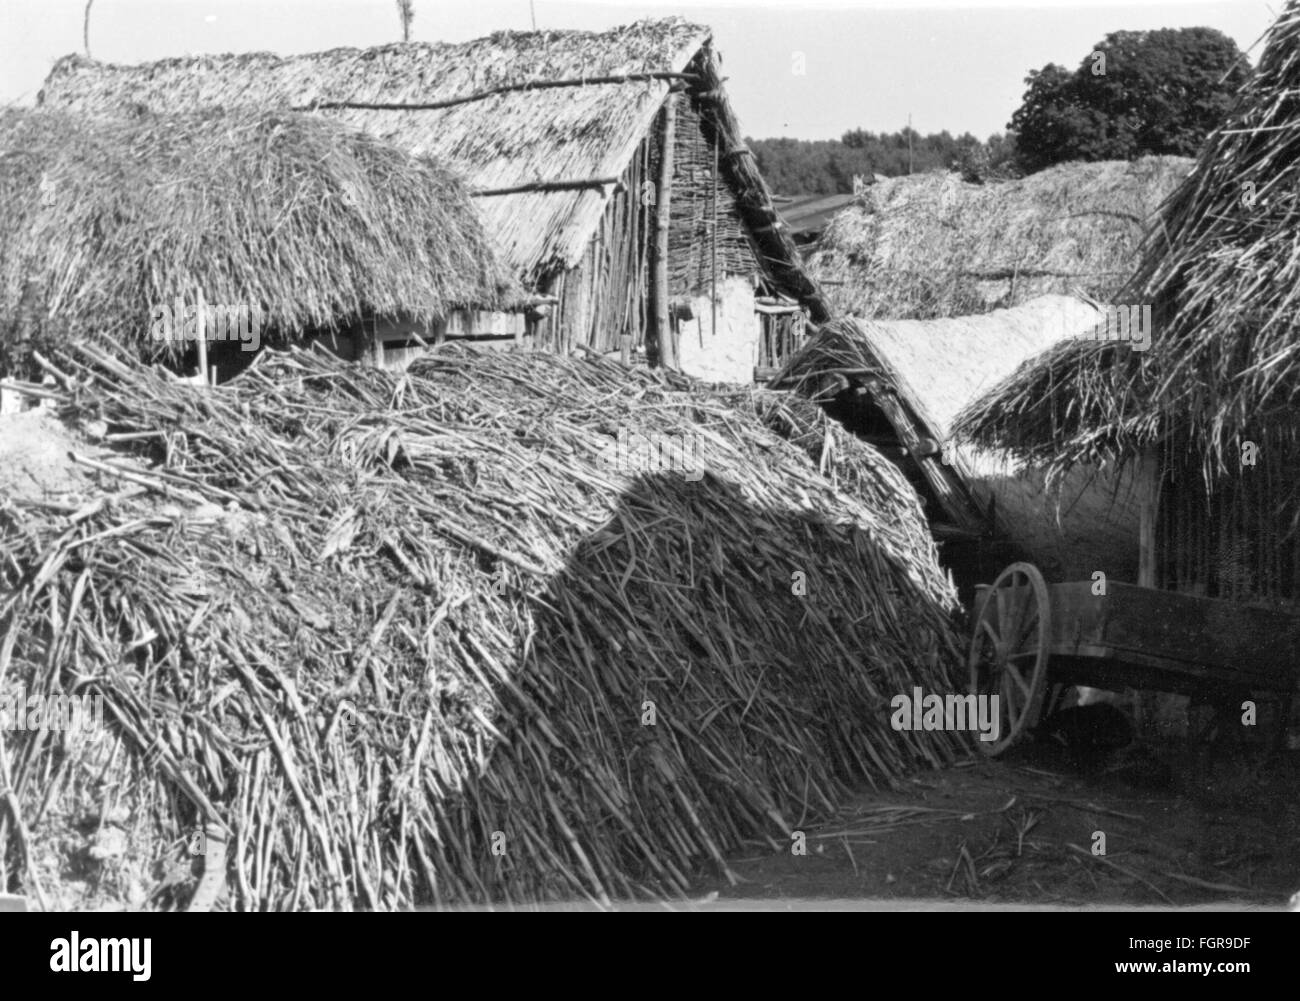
{"left": 0, "top": 343, "right": 961, "bottom": 909}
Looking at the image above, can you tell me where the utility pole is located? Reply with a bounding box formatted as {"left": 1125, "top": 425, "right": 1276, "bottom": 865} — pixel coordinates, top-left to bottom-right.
{"left": 530, "top": 2, "right": 537, "bottom": 30}
{"left": 908, "top": 113, "right": 913, "bottom": 175}
{"left": 396, "top": 0, "right": 414, "bottom": 42}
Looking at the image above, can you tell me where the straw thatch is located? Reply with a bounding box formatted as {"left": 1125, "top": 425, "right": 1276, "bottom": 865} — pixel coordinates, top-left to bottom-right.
{"left": 0, "top": 344, "right": 960, "bottom": 910}
{"left": 809, "top": 158, "right": 1190, "bottom": 320}
{"left": 38, "top": 18, "right": 823, "bottom": 318}
{"left": 784, "top": 296, "right": 1103, "bottom": 444}
{"left": 771, "top": 298, "right": 1143, "bottom": 581}
{"left": 1118, "top": 1, "right": 1300, "bottom": 466}
{"left": 953, "top": 4, "right": 1300, "bottom": 606}
{"left": 954, "top": 5, "right": 1300, "bottom": 473}
{"left": 0, "top": 107, "right": 517, "bottom": 375}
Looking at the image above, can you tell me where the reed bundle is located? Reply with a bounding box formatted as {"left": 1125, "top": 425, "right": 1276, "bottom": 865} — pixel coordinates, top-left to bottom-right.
{"left": 1, "top": 344, "right": 960, "bottom": 909}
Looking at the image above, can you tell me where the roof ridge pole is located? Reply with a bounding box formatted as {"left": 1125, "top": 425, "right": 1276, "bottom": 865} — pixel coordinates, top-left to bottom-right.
{"left": 650, "top": 93, "right": 678, "bottom": 370}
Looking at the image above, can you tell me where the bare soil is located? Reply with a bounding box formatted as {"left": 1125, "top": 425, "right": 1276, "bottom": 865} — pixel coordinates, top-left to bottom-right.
{"left": 694, "top": 740, "right": 1300, "bottom": 909}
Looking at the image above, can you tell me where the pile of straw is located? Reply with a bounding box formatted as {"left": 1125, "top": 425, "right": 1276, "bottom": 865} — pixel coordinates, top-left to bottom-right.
{"left": 809, "top": 157, "right": 1189, "bottom": 320}
{"left": 1, "top": 345, "right": 960, "bottom": 909}
{"left": 0, "top": 107, "right": 517, "bottom": 375}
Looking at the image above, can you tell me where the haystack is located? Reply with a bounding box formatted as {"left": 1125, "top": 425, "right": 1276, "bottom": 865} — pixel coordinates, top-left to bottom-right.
{"left": 0, "top": 107, "right": 516, "bottom": 378}
{"left": 38, "top": 19, "right": 827, "bottom": 380}
{"left": 0, "top": 344, "right": 961, "bottom": 910}
{"left": 809, "top": 157, "right": 1190, "bottom": 320}
{"left": 955, "top": 2, "right": 1300, "bottom": 606}
{"left": 773, "top": 297, "right": 1143, "bottom": 585}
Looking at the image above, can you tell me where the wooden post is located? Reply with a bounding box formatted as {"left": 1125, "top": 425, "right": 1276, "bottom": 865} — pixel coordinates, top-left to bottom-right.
{"left": 711, "top": 120, "right": 718, "bottom": 344}
{"left": 1138, "top": 446, "right": 1159, "bottom": 588}
{"left": 650, "top": 96, "right": 677, "bottom": 370}
{"left": 357, "top": 315, "right": 383, "bottom": 368}
{"left": 1135, "top": 445, "right": 1161, "bottom": 739}
{"left": 195, "top": 290, "right": 209, "bottom": 385}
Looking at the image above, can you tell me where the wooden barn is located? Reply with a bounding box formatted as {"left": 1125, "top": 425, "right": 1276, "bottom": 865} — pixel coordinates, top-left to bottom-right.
{"left": 38, "top": 18, "right": 828, "bottom": 384}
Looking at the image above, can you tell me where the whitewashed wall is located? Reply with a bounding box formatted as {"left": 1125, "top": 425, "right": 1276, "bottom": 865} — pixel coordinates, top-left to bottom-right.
{"left": 676, "top": 277, "right": 759, "bottom": 384}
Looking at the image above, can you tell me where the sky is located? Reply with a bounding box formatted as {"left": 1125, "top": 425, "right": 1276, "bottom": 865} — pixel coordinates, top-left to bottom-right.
{"left": 0, "top": 1, "right": 1277, "bottom": 141}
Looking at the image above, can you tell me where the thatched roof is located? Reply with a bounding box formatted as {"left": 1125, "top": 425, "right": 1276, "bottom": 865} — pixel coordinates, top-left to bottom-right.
{"left": 784, "top": 296, "right": 1103, "bottom": 443}
{"left": 0, "top": 107, "right": 517, "bottom": 372}
{"left": 1, "top": 343, "right": 959, "bottom": 909}
{"left": 809, "top": 157, "right": 1190, "bottom": 320}
{"left": 771, "top": 297, "right": 1103, "bottom": 536}
{"left": 955, "top": 3, "right": 1300, "bottom": 475}
{"left": 39, "top": 18, "right": 823, "bottom": 311}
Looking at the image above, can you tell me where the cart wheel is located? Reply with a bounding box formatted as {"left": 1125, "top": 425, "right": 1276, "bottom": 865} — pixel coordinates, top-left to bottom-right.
{"left": 968, "top": 562, "right": 1052, "bottom": 756}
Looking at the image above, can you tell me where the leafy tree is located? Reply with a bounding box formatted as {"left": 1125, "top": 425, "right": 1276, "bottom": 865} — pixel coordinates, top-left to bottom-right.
{"left": 1009, "top": 27, "right": 1249, "bottom": 173}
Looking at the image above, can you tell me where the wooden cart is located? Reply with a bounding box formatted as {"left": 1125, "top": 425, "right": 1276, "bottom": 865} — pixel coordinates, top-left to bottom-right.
{"left": 967, "top": 562, "right": 1300, "bottom": 755}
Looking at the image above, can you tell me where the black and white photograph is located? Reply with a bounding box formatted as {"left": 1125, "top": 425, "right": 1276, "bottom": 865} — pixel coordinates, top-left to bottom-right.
{"left": 0, "top": 0, "right": 1295, "bottom": 978}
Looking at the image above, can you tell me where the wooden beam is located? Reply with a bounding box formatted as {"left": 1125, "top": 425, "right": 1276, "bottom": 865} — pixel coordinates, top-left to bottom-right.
{"left": 293, "top": 72, "right": 702, "bottom": 114}
{"left": 471, "top": 177, "right": 620, "bottom": 197}
{"left": 868, "top": 388, "right": 988, "bottom": 537}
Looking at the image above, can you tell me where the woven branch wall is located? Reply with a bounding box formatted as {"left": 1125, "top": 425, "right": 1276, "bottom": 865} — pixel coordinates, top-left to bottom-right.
{"left": 662, "top": 92, "right": 760, "bottom": 297}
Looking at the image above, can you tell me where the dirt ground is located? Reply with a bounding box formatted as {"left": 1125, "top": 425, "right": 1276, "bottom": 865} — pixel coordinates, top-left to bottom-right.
{"left": 693, "top": 740, "right": 1300, "bottom": 909}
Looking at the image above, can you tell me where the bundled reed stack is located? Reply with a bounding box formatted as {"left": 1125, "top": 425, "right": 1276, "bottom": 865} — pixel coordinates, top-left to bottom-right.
{"left": 0, "top": 344, "right": 961, "bottom": 909}
{"left": 955, "top": 0, "right": 1300, "bottom": 605}
{"left": 0, "top": 107, "right": 517, "bottom": 378}
{"left": 809, "top": 157, "right": 1189, "bottom": 320}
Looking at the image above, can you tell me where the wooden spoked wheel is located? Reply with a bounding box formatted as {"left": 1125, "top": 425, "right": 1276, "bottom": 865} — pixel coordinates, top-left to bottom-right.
{"left": 968, "top": 562, "right": 1052, "bottom": 756}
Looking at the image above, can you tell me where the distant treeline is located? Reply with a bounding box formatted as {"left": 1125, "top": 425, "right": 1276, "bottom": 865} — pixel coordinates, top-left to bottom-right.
{"left": 748, "top": 130, "right": 1018, "bottom": 195}
{"left": 751, "top": 28, "right": 1249, "bottom": 195}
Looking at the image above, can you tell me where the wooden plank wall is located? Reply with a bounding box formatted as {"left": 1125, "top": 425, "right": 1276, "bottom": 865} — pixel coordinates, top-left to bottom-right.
{"left": 1158, "top": 426, "right": 1300, "bottom": 607}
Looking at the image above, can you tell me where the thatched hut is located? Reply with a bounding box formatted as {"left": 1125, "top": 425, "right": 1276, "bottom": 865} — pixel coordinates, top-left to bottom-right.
{"left": 0, "top": 106, "right": 517, "bottom": 385}
{"left": 809, "top": 157, "right": 1190, "bottom": 321}
{"left": 954, "top": 2, "right": 1300, "bottom": 611}
{"left": 772, "top": 296, "right": 1144, "bottom": 592}
{"left": 38, "top": 18, "right": 827, "bottom": 384}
